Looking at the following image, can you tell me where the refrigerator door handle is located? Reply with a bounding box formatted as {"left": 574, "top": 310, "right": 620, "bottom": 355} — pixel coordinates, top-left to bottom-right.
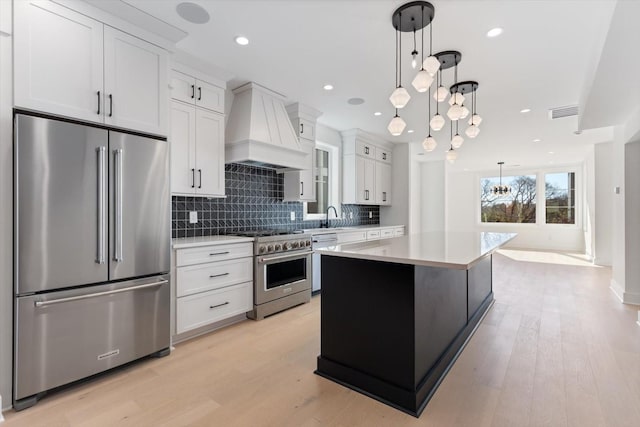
{"left": 114, "top": 148, "right": 124, "bottom": 262}
{"left": 96, "top": 147, "right": 106, "bottom": 264}
{"left": 33, "top": 279, "right": 169, "bottom": 307}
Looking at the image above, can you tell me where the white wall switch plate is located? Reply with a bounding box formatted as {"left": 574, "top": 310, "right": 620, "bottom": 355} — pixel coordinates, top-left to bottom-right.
{"left": 369, "top": 211, "right": 373, "bottom": 219}
{"left": 189, "top": 211, "right": 198, "bottom": 224}
{"left": 290, "top": 211, "right": 295, "bottom": 221}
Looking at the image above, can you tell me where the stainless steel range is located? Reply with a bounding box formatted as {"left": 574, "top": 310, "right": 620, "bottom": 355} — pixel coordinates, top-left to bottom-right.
{"left": 235, "top": 231, "right": 312, "bottom": 320}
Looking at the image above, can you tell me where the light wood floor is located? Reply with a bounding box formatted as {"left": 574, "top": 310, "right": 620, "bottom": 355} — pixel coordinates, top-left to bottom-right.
{"left": 4, "top": 250, "right": 640, "bottom": 426}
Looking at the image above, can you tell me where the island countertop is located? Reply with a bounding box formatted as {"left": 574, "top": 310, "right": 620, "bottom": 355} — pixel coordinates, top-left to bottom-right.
{"left": 317, "top": 231, "right": 516, "bottom": 270}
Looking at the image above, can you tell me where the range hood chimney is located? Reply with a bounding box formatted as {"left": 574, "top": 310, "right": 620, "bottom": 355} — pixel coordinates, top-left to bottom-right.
{"left": 225, "top": 82, "right": 306, "bottom": 170}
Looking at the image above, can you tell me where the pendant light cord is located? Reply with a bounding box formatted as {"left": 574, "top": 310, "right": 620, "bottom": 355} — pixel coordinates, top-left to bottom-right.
{"left": 395, "top": 27, "right": 399, "bottom": 88}
{"left": 428, "top": 85, "right": 432, "bottom": 137}
{"left": 399, "top": 12, "right": 402, "bottom": 86}
{"left": 436, "top": 70, "right": 440, "bottom": 114}
{"left": 429, "top": 15, "right": 433, "bottom": 55}
{"left": 420, "top": 6, "right": 424, "bottom": 66}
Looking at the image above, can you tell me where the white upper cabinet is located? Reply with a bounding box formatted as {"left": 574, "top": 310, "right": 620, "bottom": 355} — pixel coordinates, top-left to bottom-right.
{"left": 342, "top": 130, "right": 394, "bottom": 206}
{"left": 14, "top": 0, "right": 168, "bottom": 136}
{"left": 14, "top": 0, "right": 104, "bottom": 123}
{"left": 103, "top": 26, "right": 167, "bottom": 135}
{"left": 170, "top": 100, "right": 225, "bottom": 197}
{"left": 170, "top": 70, "right": 224, "bottom": 114}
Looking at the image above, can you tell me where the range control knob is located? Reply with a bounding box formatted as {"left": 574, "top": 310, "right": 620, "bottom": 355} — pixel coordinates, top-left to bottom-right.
{"left": 306, "top": 240, "right": 311, "bottom": 247}
{"left": 267, "top": 245, "right": 274, "bottom": 253}
{"left": 282, "top": 242, "right": 290, "bottom": 251}
{"left": 301, "top": 240, "right": 309, "bottom": 248}
{"left": 291, "top": 241, "right": 299, "bottom": 249}
{"left": 274, "top": 243, "right": 282, "bottom": 251}
{"left": 258, "top": 245, "right": 267, "bottom": 254}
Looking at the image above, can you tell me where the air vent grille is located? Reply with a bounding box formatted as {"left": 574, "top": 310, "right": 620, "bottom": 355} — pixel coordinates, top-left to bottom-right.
{"left": 549, "top": 105, "right": 579, "bottom": 120}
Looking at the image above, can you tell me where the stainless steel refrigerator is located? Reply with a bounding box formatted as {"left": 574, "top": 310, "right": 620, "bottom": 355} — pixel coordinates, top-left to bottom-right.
{"left": 13, "top": 114, "right": 171, "bottom": 410}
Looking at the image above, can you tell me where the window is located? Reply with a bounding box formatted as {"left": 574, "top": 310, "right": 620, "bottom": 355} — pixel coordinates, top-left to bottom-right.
{"left": 303, "top": 142, "right": 340, "bottom": 220}
{"left": 307, "top": 148, "right": 329, "bottom": 215}
{"left": 545, "top": 172, "right": 575, "bottom": 224}
{"left": 481, "top": 175, "right": 537, "bottom": 223}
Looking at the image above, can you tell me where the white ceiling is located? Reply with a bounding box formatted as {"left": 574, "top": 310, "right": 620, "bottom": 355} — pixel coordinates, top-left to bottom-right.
{"left": 123, "top": 0, "right": 620, "bottom": 171}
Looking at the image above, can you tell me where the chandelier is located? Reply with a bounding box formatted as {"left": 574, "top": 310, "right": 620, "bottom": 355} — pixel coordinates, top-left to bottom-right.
{"left": 388, "top": 1, "right": 483, "bottom": 162}
{"left": 492, "top": 162, "right": 511, "bottom": 195}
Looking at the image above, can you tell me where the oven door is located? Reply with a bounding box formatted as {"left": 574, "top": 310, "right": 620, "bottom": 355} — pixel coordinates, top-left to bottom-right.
{"left": 255, "top": 250, "right": 312, "bottom": 305}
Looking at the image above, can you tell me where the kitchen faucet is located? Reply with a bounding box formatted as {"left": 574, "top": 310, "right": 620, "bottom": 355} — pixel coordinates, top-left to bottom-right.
{"left": 324, "top": 205, "right": 338, "bottom": 228}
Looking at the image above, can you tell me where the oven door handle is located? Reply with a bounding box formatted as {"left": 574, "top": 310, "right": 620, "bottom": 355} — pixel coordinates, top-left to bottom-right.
{"left": 258, "top": 250, "right": 312, "bottom": 264}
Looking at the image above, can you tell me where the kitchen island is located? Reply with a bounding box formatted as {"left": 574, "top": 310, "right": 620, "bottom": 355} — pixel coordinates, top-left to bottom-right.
{"left": 315, "top": 231, "right": 516, "bottom": 417}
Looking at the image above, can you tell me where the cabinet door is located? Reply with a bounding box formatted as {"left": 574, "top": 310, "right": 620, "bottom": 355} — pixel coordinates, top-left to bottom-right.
{"left": 104, "top": 26, "right": 168, "bottom": 136}
{"left": 195, "top": 79, "right": 225, "bottom": 114}
{"left": 14, "top": 0, "right": 104, "bottom": 123}
{"left": 195, "top": 109, "right": 225, "bottom": 197}
{"left": 356, "top": 140, "right": 376, "bottom": 159}
{"left": 356, "top": 156, "right": 375, "bottom": 204}
{"left": 170, "top": 70, "right": 196, "bottom": 105}
{"left": 376, "top": 162, "right": 392, "bottom": 205}
{"left": 299, "top": 144, "right": 316, "bottom": 201}
{"left": 298, "top": 118, "right": 316, "bottom": 141}
{"left": 170, "top": 101, "right": 196, "bottom": 195}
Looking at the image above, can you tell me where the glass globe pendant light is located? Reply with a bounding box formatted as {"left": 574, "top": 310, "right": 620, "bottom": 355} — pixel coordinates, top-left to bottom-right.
{"left": 465, "top": 124, "right": 480, "bottom": 138}
{"left": 411, "top": 5, "right": 434, "bottom": 93}
{"left": 451, "top": 121, "right": 464, "bottom": 149}
{"left": 422, "top": 18, "right": 440, "bottom": 76}
{"left": 388, "top": 109, "right": 407, "bottom": 136}
{"left": 423, "top": 86, "right": 437, "bottom": 152}
{"left": 389, "top": 22, "right": 411, "bottom": 109}
{"left": 430, "top": 74, "right": 445, "bottom": 131}
{"left": 433, "top": 70, "right": 448, "bottom": 103}
{"left": 491, "top": 162, "right": 511, "bottom": 195}
{"left": 446, "top": 146, "right": 458, "bottom": 163}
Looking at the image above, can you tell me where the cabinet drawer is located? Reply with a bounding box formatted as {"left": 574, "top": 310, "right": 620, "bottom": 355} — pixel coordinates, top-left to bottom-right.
{"left": 176, "top": 282, "right": 251, "bottom": 334}
{"left": 177, "top": 257, "right": 253, "bottom": 297}
{"left": 366, "top": 230, "right": 381, "bottom": 240}
{"left": 170, "top": 70, "right": 196, "bottom": 104}
{"left": 393, "top": 227, "right": 405, "bottom": 236}
{"left": 176, "top": 243, "right": 253, "bottom": 267}
{"left": 338, "top": 231, "right": 367, "bottom": 244}
{"left": 380, "top": 229, "right": 395, "bottom": 239}
{"left": 356, "top": 140, "right": 376, "bottom": 158}
{"left": 376, "top": 149, "right": 392, "bottom": 163}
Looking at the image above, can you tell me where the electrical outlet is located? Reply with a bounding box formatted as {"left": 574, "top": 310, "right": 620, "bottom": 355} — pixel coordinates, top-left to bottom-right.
{"left": 290, "top": 211, "right": 295, "bottom": 221}
{"left": 189, "top": 211, "right": 198, "bottom": 224}
{"left": 369, "top": 211, "right": 373, "bottom": 219}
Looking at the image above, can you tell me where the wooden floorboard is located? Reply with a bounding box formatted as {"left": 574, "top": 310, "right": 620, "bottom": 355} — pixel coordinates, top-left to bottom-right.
{"left": 3, "top": 250, "right": 640, "bottom": 426}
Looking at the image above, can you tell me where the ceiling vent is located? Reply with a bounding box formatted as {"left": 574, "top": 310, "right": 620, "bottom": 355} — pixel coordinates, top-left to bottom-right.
{"left": 548, "top": 105, "right": 579, "bottom": 120}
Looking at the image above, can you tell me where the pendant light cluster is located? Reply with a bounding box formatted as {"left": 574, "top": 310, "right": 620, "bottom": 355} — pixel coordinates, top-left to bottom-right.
{"left": 388, "top": 1, "right": 484, "bottom": 163}
{"left": 492, "top": 162, "right": 511, "bottom": 195}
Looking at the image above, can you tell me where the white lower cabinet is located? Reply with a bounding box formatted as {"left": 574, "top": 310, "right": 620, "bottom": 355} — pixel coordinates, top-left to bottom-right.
{"left": 175, "top": 242, "right": 252, "bottom": 335}
{"left": 177, "top": 283, "right": 251, "bottom": 334}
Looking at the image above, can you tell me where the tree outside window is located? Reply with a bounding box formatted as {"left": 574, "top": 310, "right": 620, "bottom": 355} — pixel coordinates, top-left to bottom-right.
{"left": 481, "top": 175, "right": 537, "bottom": 223}
{"left": 545, "top": 172, "right": 575, "bottom": 224}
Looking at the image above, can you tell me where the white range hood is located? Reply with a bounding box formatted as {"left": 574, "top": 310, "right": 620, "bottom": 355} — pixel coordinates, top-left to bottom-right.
{"left": 225, "top": 82, "right": 306, "bottom": 170}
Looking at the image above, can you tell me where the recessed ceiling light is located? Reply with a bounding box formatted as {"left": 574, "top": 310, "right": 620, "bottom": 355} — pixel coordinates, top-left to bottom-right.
{"left": 486, "top": 27, "right": 503, "bottom": 38}
{"left": 407, "top": 129, "right": 414, "bottom": 133}
{"left": 533, "top": 138, "right": 541, "bottom": 142}
{"left": 323, "top": 84, "right": 334, "bottom": 91}
{"left": 520, "top": 108, "right": 531, "bottom": 113}
{"left": 347, "top": 98, "right": 365, "bottom": 105}
{"left": 235, "top": 36, "right": 249, "bottom": 46}
{"left": 176, "top": 2, "right": 210, "bottom": 24}
{"left": 374, "top": 112, "right": 382, "bottom": 116}
{"left": 548, "top": 151, "right": 554, "bottom": 154}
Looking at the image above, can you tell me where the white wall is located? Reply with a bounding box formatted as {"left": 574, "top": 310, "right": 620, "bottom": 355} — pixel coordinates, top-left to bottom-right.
{"left": 0, "top": 0, "right": 12, "bottom": 410}
{"left": 445, "top": 167, "right": 586, "bottom": 252}
{"left": 623, "top": 140, "right": 640, "bottom": 304}
{"left": 420, "top": 160, "right": 445, "bottom": 231}
{"left": 593, "top": 142, "right": 613, "bottom": 265}
{"left": 583, "top": 147, "right": 595, "bottom": 261}
{"left": 611, "top": 126, "right": 627, "bottom": 299}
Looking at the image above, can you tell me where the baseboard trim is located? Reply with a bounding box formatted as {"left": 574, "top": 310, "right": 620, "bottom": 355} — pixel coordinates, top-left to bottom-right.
{"left": 594, "top": 257, "right": 612, "bottom": 267}
{"left": 609, "top": 279, "right": 640, "bottom": 306}
{"left": 610, "top": 279, "right": 624, "bottom": 302}
{"left": 0, "top": 394, "right": 5, "bottom": 421}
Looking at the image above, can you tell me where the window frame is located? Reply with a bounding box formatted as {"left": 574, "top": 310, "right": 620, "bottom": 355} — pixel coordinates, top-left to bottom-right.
{"left": 476, "top": 166, "right": 581, "bottom": 229}
{"left": 303, "top": 141, "right": 341, "bottom": 221}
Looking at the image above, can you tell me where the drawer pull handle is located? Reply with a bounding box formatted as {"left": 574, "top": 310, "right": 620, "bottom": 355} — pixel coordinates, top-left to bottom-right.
{"left": 209, "top": 251, "right": 230, "bottom": 256}
{"left": 209, "top": 272, "right": 229, "bottom": 279}
{"left": 210, "top": 302, "right": 229, "bottom": 309}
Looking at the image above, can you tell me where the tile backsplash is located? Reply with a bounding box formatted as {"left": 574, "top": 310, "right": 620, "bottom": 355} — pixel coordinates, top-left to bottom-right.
{"left": 172, "top": 163, "right": 380, "bottom": 238}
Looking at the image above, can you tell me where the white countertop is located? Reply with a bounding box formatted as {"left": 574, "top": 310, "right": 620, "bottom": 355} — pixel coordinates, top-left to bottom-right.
{"left": 172, "top": 235, "right": 254, "bottom": 249}
{"left": 317, "top": 231, "right": 516, "bottom": 270}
